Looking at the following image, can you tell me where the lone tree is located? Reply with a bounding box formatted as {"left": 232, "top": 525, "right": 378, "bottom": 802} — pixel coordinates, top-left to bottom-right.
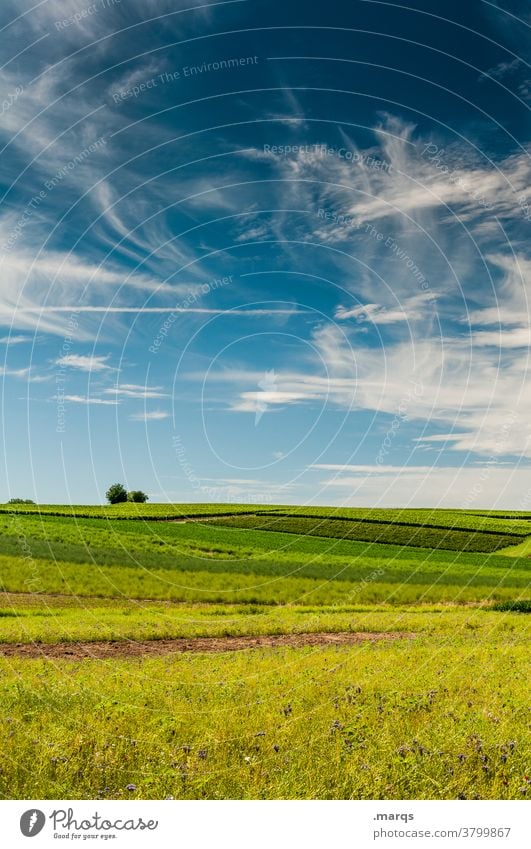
{"left": 106, "top": 483, "right": 128, "bottom": 504}
{"left": 127, "top": 490, "right": 148, "bottom": 503}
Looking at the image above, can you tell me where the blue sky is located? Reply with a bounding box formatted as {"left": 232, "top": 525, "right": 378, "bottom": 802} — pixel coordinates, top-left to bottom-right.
{"left": 1, "top": 0, "right": 530, "bottom": 507}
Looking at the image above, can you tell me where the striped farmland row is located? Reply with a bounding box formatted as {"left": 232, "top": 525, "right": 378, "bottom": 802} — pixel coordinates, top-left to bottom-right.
{"left": 203, "top": 514, "right": 524, "bottom": 552}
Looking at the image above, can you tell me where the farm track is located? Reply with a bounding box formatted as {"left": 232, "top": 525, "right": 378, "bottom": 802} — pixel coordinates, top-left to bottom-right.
{"left": 0, "top": 630, "right": 414, "bottom": 658}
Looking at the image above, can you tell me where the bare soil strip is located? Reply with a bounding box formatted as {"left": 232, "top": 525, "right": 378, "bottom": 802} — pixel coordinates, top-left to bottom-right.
{"left": 0, "top": 631, "right": 412, "bottom": 659}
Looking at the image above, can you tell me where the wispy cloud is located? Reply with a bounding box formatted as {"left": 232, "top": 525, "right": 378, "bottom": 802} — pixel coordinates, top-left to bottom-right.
{"left": 467, "top": 252, "right": 531, "bottom": 328}
{"left": 0, "top": 334, "right": 30, "bottom": 345}
{"left": 0, "top": 365, "right": 48, "bottom": 382}
{"left": 314, "top": 465, "right": 531, "bottom": 509}
{"left": 129, "top": 409, "right": 169, "bottom": 421}
{"left": 203, "top": 320, "right": 531, "bottom": 458}
{"left": 335, "top": 293, "right": 435, "bottom": 325}
{"left": 0, "top": 242, "right": 186, "bottom": 336}
{"left": 479, "top": 58, "right": 523, "bottom": 82}
{"left": 312, "top": 463, "right": 435, "bottom": 475}
{"left": 58, "top": 394, "right": 119, "bottom": 406}
{"left": 471, "top": 327, "right": 531, "bottom": 348}
{"left": 104, "top": 383, "right": 168, "bottom": 399}
{"left": 24, "top": 306, "right": 306, "bottom": 315}
{"left": 56, "top": 354, "right": 112, "bottom": 372}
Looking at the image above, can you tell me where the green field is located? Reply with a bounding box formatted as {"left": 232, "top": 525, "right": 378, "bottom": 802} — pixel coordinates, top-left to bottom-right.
{"left": 0, "top": 503, "right": 529, "bottom": 799}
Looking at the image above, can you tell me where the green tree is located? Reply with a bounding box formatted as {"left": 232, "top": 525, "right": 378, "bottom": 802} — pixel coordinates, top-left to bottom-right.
{"left": 127, "top": 490, "right": 149, "bottom": 503}
{"left": 7, "top": 498, "right": 35, "bottom": 504}
{"left": 106, "top": 483, "right": 128, "bottom": 504}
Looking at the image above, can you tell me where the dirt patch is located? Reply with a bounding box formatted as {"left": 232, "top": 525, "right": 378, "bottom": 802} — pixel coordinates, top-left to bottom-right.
{"left": 0, "top": 631, "right": 413, "bottom": 659}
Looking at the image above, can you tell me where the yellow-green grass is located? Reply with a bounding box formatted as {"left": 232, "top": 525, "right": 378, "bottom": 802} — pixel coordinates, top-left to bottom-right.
{"left": 3, "top": 502, "right": 531, "bottom": 547}
{"left": 0, "top": 505, "right": 529, "bottom": 801}
{"left": 0, "top": 502, "right": 272, "bottom": 519}
{"left": 0, "top": 620, "right": 528, "bottom": 799}
{"left": 0, "top": 600, "right": 521, "bottom": 645}
{"left": 1, "top": 512, "right": 530, "bottom": 607}
{"left": 499, "top": 537, "right": 531, "bottom": 557}
{"left": 0, "top": 553, "right": 528, "bottom": 606}
{"left": 3, "top": 501, "right": 531, "bottom": 529}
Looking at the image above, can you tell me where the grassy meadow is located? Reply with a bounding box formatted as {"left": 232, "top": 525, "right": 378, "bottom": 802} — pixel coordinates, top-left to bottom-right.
{"left": 0, "top": 503, "right": 529, "bottom": 799}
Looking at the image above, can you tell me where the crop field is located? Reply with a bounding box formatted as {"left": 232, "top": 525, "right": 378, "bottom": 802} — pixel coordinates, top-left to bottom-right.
{"left": 0, "top": 502, "right": 276, "bottom": 520}
{"left": 202, "top": 514, "right": 527, "bottom": 552}
{"left": 0, "top": 503, "right": 529, "bottom": 800}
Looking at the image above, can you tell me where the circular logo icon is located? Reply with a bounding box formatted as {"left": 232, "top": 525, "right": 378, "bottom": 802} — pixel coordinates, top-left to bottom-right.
{"left": 20, "top": 810, "right": 46, "bottom": 837}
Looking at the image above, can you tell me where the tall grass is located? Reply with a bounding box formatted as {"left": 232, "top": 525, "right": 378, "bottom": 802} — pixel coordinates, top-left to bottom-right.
{"left": 0, "top": 627, "right": 528, "bottom": 799}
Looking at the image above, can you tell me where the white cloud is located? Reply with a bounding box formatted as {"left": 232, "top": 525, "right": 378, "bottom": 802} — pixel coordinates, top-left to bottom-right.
{"left": 0, "top": 365, "right": 48, "bottom": 382}
{"left": 335, "top": 303, "right": 409, "bottom": 324}
{"left": 312, "top": 463, "right": 435, "bottom": 475}
{"left": 59, "top": 394, "right": 119, "bottom": 406}
{"left": 467, "top": 252, "right": 531, "bottom": 328}
{"left": 479, "top": 58, "right": 522, "bottom": 82}
{"left": 7, "top": 0, "right": 121, "bottom": 41}
{"left": 129, "top": 410, "right": 169, "bottom": 421}
{"left": 232, "top": 390, "right": 323, "bottom": 414}
{"left": 335, "top": 293, "right": 436, "bottom": 325}
{"left": 208, "top": 320, "right": 531, "bottom": 458}
{"left": 315, "top": 465, "right": 531, "bottom": 510}
{"left": 104, "top": 383, "right": 169, "bottom": 399}
{"left": 0, "top": 243, "right": 184, "bottom": 336}
{"left": 56, "top": 354, "right": 112, "bottom": 372}
{"left": 9, "top": 306, "right": 306, "bottom": 315}
{"left": 106, "top": 60, "right": 164, "bottom": 103}
{"left": 0, "top": 58, "right": 193, "bottom": 338}
{"left": 412, "top": 433, "right": 470, "bottom": 444}
{"left": 0, "top": 335, "right": 30, "bottom": 345}
{"left": 250, "top": 116, "right": 531, "bottom": 275}
{"left": 471, "top": 327, "right": 531, "bottom": 348}
{"left": 234, "top": 224, "right": 271, "bottom": 243}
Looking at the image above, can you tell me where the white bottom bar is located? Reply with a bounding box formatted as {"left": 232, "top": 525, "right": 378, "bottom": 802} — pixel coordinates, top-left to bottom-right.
{"left": 2, "top": 799, "right": 528, "bottom": 848}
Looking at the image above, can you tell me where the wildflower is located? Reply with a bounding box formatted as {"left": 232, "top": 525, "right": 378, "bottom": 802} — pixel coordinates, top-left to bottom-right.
{"left": 125, "top": 784, "right": 136, "bottom": 791}
{"left": 197, "top": 750, "right": 208, "bottom": 760}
